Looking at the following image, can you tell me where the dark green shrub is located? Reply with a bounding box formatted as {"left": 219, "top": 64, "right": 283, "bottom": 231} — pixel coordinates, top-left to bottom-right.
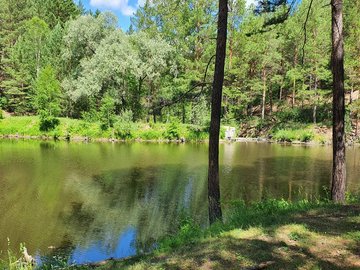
{"left": 39, "top": 116, "right": 60, "bottom": 131}
{"left": 299, "top": 131, "right": 314, "bottom": 142}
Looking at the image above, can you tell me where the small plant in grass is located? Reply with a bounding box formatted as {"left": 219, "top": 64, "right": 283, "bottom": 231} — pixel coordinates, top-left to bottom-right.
{"left": 158, "top": 217, "right": 202, "bottom": 251}
{"left": 299, "top": 130, "right": 314, "bottom": 142}
{"left": 289, "top": 231, "right": 303, "bottom": 241}
{"left": 0, "top": 239, "right": 34, "bottom": 270}
{"left": 273, "top": 129, "right": 296, "bottom": 142}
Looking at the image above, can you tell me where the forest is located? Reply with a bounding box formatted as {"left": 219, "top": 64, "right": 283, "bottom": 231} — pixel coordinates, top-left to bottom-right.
{"left": 0, "top": 0, "right": 359, "bottom": 141}
{"left": 0, "top": 0, "right": 360, "bottom": 269}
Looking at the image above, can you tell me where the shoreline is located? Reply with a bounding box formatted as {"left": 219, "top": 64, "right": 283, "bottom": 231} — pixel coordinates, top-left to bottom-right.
{"left": 2, "top": 133, "right": 359, "bottom": 147}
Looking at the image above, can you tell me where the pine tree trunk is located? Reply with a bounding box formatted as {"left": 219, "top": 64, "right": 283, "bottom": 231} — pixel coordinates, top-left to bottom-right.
{"left": 269, "top": 83, "right": 273, "bottom": 115}
{"left": 292, "top": 78, "right": 296, "bottom": 108}
{"left": 313, "top": 76, "right": 318, "bottom": 124}
{"left": 208, "top": 0, "right": 228, "bottom": 224}
{"left": 261, "top": 68, "right": 266, "bottom": 120}
{"left": 356, "top": 114, "right": 358, "bottom": 137}
{"left": 182, "top": 103, "right": 186, "bottom": 124}
{"left": 331, "top": 0, "right": 346, "bottom": 203}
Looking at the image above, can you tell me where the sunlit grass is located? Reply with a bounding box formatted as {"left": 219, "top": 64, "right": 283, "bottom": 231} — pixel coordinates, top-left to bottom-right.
{"left": 0, "top": 116, "right": 209, "bottom": 142}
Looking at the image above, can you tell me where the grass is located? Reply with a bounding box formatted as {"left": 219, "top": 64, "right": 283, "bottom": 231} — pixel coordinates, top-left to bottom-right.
{"left": 68, "top": 198, "right": 360, "bottom": 270}
{"left": 0, "top": 240, "right": 33, "bottom": 270}
{"left": 0, "top": 116, "right": 210, "bottom": 142}
{"left": 272, "top": 128, "right": 315, "bottom": 143}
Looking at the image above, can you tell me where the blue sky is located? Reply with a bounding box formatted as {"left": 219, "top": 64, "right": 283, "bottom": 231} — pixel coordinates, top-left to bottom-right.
{"left": 78, "top": 0, "right": 143, "bottom": 30}
{"left": 78, "top": 0, "right": 257, "bottom": 31}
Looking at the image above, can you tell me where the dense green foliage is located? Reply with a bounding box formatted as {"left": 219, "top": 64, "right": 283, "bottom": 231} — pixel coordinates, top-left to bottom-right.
{"left": 0, "top": 0, "right": 359, "bottom": 135}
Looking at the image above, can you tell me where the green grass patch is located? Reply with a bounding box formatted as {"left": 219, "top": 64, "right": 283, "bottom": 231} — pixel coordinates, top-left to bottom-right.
{"left": 0, "top": 116, "right": 210, "bottom": 142}
{"left": 272, "top": 129, "right": 314, "bottom": 142}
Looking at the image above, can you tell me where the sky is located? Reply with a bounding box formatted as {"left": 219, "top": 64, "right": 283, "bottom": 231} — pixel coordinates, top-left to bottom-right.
{"left": 78, "top": 0, "right": 257, "bottom": 31}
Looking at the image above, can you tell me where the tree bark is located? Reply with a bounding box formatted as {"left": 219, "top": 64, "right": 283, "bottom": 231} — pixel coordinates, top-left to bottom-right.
{"left": 313, "top": 76, "right": 318, "bottom": 124}
{"left": 269, "top": 83, "right": 273, "bottom": 115}
{"left": 261, "top": 68, "right": 266, "bottom": 120}
{"left": 331, "top": 0, "right": 346, "bottom": 203}
{"left": 292, "top": 77, "right": 296, "bottom": 108}
{"left": 208, "top": 0, "right": 228, "bottom": 224}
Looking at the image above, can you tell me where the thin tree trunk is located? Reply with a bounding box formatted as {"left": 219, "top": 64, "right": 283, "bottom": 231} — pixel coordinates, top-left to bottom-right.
{"left": 331, "top": 0, "right": 346, "bottom": 203}
{"left": 228, "top": 34, "right": 233, "bottom": 70}
{"left": 182, "top": 103, "right": 186, "bottom": 124}
{"left": 208, "top": 0, "right": 228, "bottom": 224}
{"left": 356, "top": 114, "right": 358, "bottom": 137}
{"left": 292, "top": 78, "right": 296, "bottom": 108}
{"left": 313, "top": 76, "right": 318, "bottom": 124}
{"left": 261, "top": 68, "right": 266, "bottom": 120}
{"left": 269, "top": 83, "right": 273, "bottom": 115}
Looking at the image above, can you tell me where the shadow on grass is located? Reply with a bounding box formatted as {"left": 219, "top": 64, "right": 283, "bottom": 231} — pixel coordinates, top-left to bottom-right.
{"left": 290, "top": 205, "right": 360, "bottom": 236}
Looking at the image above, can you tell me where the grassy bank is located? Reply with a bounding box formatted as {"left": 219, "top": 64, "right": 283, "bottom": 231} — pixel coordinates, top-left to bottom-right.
{"left": 75, "top": 198, "right": 360, "bottom": 270}
{"left": 0, "top": 116, "right": 210, "bottom": 142}
{"left": 237, "top": 115, "right": 335, "bottom": 144}
{"left": 2, "top": 198, "right": 359, "bottom": 269}
{"left": 1, "top": 115, "right": 358, "bottom": 145}
{"left": 58, "top": 197, "right": 358, "bottom": 270}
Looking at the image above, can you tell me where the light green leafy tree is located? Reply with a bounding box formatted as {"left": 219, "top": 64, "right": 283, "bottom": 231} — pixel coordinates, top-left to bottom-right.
{"left": 34, "top": 66, "right": 62, "bottom": 131}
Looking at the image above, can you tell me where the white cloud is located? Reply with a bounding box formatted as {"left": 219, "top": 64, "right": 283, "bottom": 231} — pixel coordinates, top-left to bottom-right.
{"left": 89, "top": 0, "right": 136, "bottom": 16}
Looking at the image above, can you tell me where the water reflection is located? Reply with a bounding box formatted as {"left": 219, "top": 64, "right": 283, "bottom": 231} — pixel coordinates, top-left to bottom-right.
{"left": 0, "top": 140, "right": 359, "bottom": 264}
{"left": 70, "top": 227, "right": 137, "bottom": 264}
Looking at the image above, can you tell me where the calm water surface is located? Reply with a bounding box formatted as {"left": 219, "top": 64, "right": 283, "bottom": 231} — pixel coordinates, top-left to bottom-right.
{"left": 0, "top": 140, "right": 359, "bottom": 264}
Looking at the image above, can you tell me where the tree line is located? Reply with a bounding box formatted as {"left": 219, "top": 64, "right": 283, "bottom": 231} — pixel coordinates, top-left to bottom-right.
{"left": 0, "top": 0, "right": 359, "bottom": 129}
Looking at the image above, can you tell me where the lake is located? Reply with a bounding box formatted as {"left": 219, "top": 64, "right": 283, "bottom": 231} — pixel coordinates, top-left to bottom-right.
{"left": 0, "top": 140, "right": 359, "bottom": 265}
